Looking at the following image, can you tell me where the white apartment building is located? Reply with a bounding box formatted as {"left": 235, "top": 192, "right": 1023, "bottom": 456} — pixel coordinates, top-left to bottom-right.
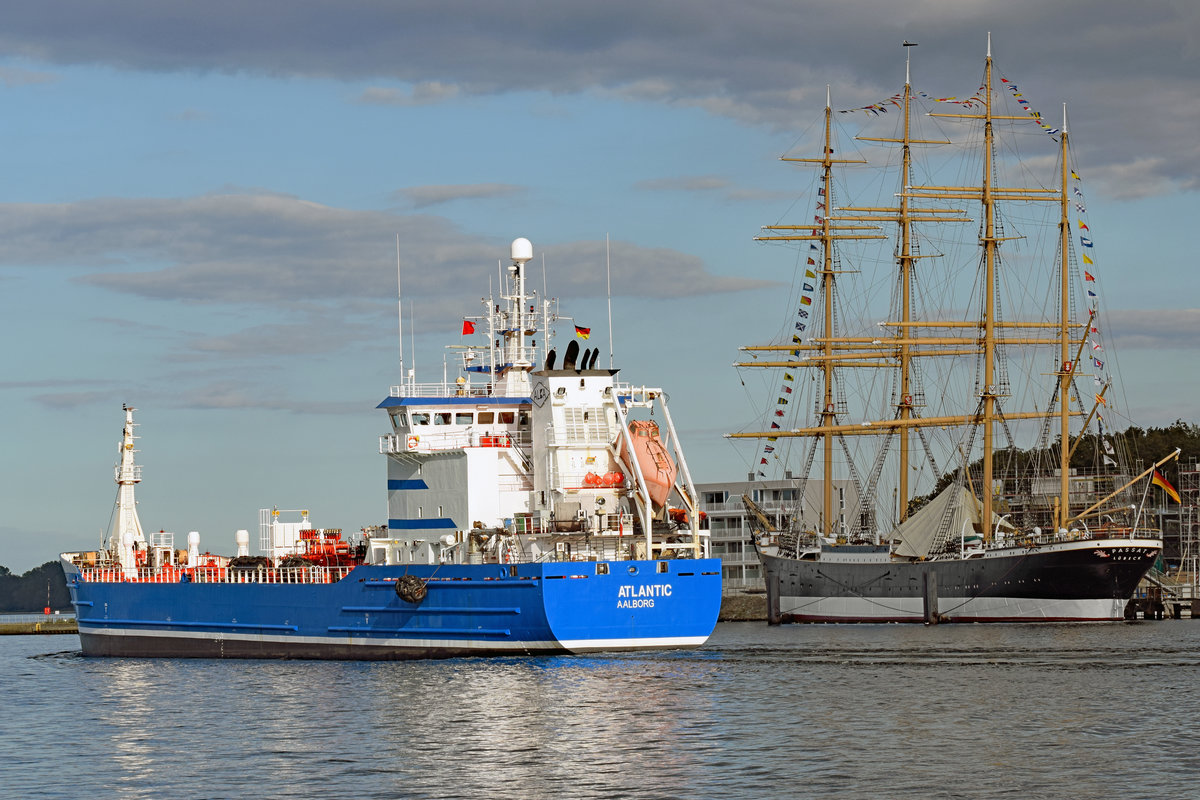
{"left": 697, "top": 474, "right": 859, "bottom": 594}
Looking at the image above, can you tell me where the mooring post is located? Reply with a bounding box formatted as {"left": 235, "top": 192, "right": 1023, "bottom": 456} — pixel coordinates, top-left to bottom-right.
{"left": 923, "top": 571, "right": 939, "bottom": 625}
{"left": 766, "top": 567, "right": 781, "bottom": 625}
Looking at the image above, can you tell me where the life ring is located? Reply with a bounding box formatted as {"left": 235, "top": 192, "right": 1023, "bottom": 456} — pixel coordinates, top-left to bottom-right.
{"left": 824, "top": 403, "right": 835, "bottom": 413}
{"left": 406, "top": 435, "right": 419, "bottom": 449}
{"left": 903, "top": 395, "right": 912, "bottom": 405}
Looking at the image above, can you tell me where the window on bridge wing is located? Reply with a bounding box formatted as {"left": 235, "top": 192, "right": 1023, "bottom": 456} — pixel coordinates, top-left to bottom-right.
{"left": 411, "top": 412, "right": 430, "bottom": 426}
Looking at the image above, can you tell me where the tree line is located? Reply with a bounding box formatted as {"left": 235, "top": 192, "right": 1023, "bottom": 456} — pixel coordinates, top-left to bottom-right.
{"left": 0, "top": 562, "right": 71, "bottom": 613}
{"left": 909, "top": 419, "right": 1199, "bottom": 516}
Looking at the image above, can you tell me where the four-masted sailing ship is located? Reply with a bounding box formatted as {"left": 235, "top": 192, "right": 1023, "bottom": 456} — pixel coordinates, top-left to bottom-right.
{"left": 735, "top": 38, "right": 1173, "bottom": 623}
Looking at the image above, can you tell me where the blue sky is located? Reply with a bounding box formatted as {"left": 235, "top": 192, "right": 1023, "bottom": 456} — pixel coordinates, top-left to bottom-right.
{"left": 1, "top": 1, "right": 1197, "bottom": 572}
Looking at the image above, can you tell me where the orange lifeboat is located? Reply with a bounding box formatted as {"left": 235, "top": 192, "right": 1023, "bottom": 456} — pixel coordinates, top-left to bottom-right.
{"left": 620, "top": 420, "right": 676, "bottom": 509}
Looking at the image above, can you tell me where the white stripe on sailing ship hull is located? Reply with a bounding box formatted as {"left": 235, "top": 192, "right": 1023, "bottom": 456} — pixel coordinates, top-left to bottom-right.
{"left": 778, "top": 594, "right": 1127, "bottom": 622}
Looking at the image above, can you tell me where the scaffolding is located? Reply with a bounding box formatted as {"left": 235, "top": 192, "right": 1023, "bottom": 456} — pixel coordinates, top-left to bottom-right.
{"left": 1179, "top": 458, "right": 1200, "bottom": 588}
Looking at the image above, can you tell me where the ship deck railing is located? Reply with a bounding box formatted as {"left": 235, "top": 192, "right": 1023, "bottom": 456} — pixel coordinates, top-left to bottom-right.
{"left": 991, "top": 526, "right": 1156, "bottom": 548}
{"left": 381, "top": 430, "right": 532, "bottom": 455}
{"left": 386, "top": 380, "right": 656, "bottom": 401}
{"left": 76, "top": 565, "right": 357, "bottom": 584}
{"left": 389, "top": 382, "right": 500, "bottom": 398}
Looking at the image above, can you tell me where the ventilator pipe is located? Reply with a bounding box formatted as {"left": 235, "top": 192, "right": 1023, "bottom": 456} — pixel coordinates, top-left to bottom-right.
{"left": 188, "top": 531, "right": 201, "bottom": 567}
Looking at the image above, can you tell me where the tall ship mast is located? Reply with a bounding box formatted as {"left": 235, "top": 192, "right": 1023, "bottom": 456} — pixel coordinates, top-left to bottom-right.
{"left": 737, "top": 38, "right": 1174, "bottom": 623}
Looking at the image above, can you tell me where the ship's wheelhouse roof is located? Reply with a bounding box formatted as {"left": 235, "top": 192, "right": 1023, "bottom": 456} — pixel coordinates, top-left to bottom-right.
{"left": 376, "top": 396, "right": 531, "bottom": 409}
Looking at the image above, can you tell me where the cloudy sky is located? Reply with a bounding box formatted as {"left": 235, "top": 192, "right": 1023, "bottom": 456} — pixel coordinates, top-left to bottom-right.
{"left": 2, "top": 1, "right": 1196, "bottom": 571}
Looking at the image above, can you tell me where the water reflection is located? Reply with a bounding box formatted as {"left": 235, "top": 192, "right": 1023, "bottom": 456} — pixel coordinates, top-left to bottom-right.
{"left": 7, "top": 624, "right": 1200, "bottom": 799}
{"left": 357, "top": 653, "right": 728, "bottom": 798}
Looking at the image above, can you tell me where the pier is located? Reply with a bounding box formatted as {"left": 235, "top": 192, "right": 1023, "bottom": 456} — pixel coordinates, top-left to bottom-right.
{"left": 0, "top": 614, "right": 77, "bottom": 634}
{"left": 1127, "top": 572, "right": 1199, "bottom": 620}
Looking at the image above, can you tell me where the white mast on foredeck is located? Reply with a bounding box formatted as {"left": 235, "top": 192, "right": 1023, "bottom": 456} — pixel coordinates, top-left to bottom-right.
{"left": 110, "top": 405, "right": 146, "bottom": 577}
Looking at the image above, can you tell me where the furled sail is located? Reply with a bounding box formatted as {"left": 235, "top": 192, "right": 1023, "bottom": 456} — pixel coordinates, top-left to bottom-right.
{"left": 891, "top": 484, "right": 1013, "bottom": 559}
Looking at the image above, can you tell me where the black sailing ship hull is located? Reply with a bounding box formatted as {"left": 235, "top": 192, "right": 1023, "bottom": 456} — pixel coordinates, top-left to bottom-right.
{"left": 760, "top": 537, "right": 1160, "bottom": 623}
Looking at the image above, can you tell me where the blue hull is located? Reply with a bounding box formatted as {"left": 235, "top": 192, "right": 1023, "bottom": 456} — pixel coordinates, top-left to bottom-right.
{"left": 65, "top": 559, "right": 722, "bottom": 659}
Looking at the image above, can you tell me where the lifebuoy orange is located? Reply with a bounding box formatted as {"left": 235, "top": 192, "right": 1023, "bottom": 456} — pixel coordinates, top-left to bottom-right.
{"left": 406, "top": 435, "right": 419, "bottom": 449}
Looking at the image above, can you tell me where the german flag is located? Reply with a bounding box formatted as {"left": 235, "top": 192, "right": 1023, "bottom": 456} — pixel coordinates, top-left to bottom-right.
{"left": 574, "top": 325, "right": 590, "bottom": 339}
{"left": 1152, "top": 470, "right": 1181, "bottom": 503}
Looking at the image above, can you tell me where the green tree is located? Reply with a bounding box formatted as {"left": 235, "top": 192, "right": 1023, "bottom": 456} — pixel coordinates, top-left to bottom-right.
{"left": 0, "top": 562, "right": 71, "bottom": 612}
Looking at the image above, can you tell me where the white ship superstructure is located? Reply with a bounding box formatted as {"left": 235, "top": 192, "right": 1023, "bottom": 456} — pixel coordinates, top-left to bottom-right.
{"left": 374, "top": 238, "right": 705, "bottom": 567}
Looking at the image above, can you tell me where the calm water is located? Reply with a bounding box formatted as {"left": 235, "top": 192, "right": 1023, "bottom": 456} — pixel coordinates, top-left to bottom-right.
{"left": 5, "top": 621, "right": 1200, "bottom": 799}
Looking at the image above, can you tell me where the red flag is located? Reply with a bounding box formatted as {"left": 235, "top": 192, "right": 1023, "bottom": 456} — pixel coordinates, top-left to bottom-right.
{"left": 462, "top": 320, "right": 476, "bottom": 335}
{"left": 1084, "top": 271, "right": 1095, "bottom": 282}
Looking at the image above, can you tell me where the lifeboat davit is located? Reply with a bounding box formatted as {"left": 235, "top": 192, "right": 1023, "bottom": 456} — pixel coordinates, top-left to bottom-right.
{"left": 620, "top": 420, "right": 677, "bottom": 509}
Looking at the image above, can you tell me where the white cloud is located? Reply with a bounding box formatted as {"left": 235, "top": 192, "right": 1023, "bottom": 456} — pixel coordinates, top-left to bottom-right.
{"left": 1106, "top": 308, "right": 1200, "bottom": 350}
{"left": 355, "top": 81, "right": 462, "bottom": 106}
{"left": 395, "top": 183, "right": 524, "bottom": 209}
{"left": 0, "top": 66, "right": 57, "bottom": 86}
{"left": 0, "top": 192, "right": 769, "bottom": 308}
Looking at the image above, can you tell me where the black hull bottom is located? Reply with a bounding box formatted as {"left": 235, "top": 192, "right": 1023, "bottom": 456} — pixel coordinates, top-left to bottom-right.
{"left": 762, "top": 538, "right": 1160, "bottom": 624}
{"left": 78, "top": 630, "right": 567, "bottom": 660}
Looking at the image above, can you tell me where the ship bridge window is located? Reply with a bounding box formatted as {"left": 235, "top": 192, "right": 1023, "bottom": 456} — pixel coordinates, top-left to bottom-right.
{"left": 391, "top": 412, "right": 410, "bottom": 432}
{"left": 478, "top": 412, "right": 495, "bottom": 424}
{"left": 519, "top": 411, "right": 531, "bottom": 427}
{"left": 499, "top": 411, "right": 515, "bottom": 425}
{"left": 411, "top": 412, "right": 430, "bottom": 426}
{"left": 456, "top": 412, "right": 473, "bottom": 425}
{"left": 434, "top": 413, "right": 451, "bottom": 425}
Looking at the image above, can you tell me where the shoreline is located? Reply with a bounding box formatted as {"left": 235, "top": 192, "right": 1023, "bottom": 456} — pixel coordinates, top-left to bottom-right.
{"left": 0, "top": 619, "right": 78, "bottom": 635}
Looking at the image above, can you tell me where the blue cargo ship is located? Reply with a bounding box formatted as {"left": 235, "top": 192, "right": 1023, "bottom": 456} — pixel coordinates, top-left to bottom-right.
{"left": 62, "top": 238, "right": 721, "bottom": 658}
